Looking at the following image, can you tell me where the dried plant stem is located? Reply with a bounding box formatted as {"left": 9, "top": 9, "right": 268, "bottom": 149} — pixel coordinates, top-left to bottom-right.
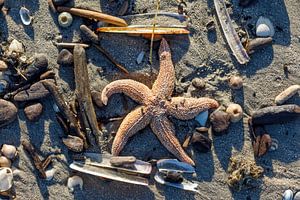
{"left": 149, "top": 0, "right": 160, "bottom": 64}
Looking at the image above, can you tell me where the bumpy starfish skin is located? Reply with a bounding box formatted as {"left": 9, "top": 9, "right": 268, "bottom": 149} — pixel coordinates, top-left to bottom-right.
{"left": 101, "top": 38, "right": 219, "bottom": 166}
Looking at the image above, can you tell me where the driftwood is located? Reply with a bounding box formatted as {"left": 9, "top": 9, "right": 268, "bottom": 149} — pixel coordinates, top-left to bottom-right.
{"left": 42, "top": 80, "right": 88, "bottom": 148}
{"left": 74, "top": 45, "right": 103, "bottom": 145}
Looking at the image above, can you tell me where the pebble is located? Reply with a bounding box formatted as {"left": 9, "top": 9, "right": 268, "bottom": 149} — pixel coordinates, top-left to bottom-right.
{"left": 8, "top": 39, "right": 24, "bottom": 55}
{"left": 226, "top": 103, "right": 243, "bottom": 123}
{"left": 256, "top": 16, "right": 274, "bottom": 37}
{"left": 195, "top": 110, "right": 208, "bottom": 126}
{"left": 209, "top": 110, "right": 231, "bottom": 134}
{"left": 0, "top": 156, "right": 11, "bottom": 168}
{"left": 91, "top": 90, "right": 103, "bottom": 108}
{"left": 275, "top": 85, "right": 300, "bottom": 105}
{"left": 52, "top": 0, "right": 70, "bottom": 6}
{"left": 57, "top": 49, "right": 73, "bottom": 65}
{"left": 191, "top": 78, "right": 206, "bottom": 89}
{"left": 58, "top": 12, "right": 73, "bottom": 28}
{"left": 0, "top": 167, "right": 13, "bottom": 192}
{"left": 282, "top": 189, "right": 293, "bottom": 200}
{"left": 25, "top": 54, "right": 49, "bottom": 79}
{"left": 229, "top": 75, "right": 243, "bottom": 89}
{"left": 191, "top": 132, "right": 212, "bottom": 153}
{"left": 1, "top": 144, "right": 17, "bottom": 160}
{"left": 0, "top": 60, "right": 8, "bottom": 71}
{"left": 67, "top": 176, "right": 83, "bottom": 192}
{"left": 0, "top": 99, "right": 18, "bottom": 128}
{"left": 136, "top": 51, "right": 145, "bottom": 64}
{"left": 14, "top": 79, "right": 53, "bottom": 102}
{"left": 24, "top": 103, "right": 43, "bottom": 121}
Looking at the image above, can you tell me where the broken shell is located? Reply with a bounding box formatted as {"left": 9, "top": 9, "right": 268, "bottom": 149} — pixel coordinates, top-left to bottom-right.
{"left": 45, "top": 168, "right": 56, "bottom": 181}
{"left": 0, "top": 60, "right": 8, "bottom": 71}
{"left": 157, "top": 159, "right": 195, "bottom": 173}
{"left": 226, "top": 103, "right": 243, "bottom": 123}
{"left": 58, "top": 12, "right": 73, "bottom": 28}
{"left": 8, "top": 39, "right": 24, "bottom": 55}
{"left": 62, "top": 135, "right": 84, "bottom": 152}
{"left": 0, "top": 156, "right": 11, "bottom": 168}
{"left": 19, "top": 7, "right": 32, "bottom": 25}
{"left": 1, "top": 144, "right": 17, "bottom": 160}
{"left": 67, "top": 175, "right": 83, "bottom": 192}
{"left": 256, "top": 16, "right": 274, "bottom": 37}
{"left": 192, "top": 78, "right": 206, "bottom": 89}
{"left": 136, "top": 51, "right": 145, "bottom": 64}
{"left": 229, "top": 75, "right": 243, "bottom": 89}
{"left": 195, "top": 110, "right": 208, "bottom": 126}
{"left": 282, "top": 189, "right": 294, "bottom": 200}
{"left": 275, "top": 85, "right": 300, "bottom": 105}
{"left": 0, "top": 167, "right": 13, "bottom": 192}
{"left": 210, "top": 110, "right": 231, "bottom": 133}
{"left": 191, "top": 132, "right": 212, "bottom": 153}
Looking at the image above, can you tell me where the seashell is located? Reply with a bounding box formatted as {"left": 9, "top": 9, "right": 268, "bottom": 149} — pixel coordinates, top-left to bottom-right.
{"left": 210, "top": 110, "right": 231, "bottom": 133}
{"left": 275, "top": 85, "right": 300, "bottom": 105}
{"left": 0, "top": 156, "right": 11, "bottom": 168}
{"left": 0, "top": 167, "right": 13, "bottom": 192}
{"left": 256, "top": 16, "right": 274, "bottom": 37}
{"left": 19, "top": 7, "right": 32, "bottom": 25}
{"left": 57, "top": 49, "right": 74, "bottom": 65}
{"left": 294, "top": 191, "right": 300, "bottom": 200}
{"left": 191, "top": 132, "right": 212, "bottom": 153}
{"left": 58, "top": 12, "right": 73, "bottom": 28}
{"left": 1, "top": 144, "right": 17, "bottom": 160}
{"left": 136, "top": 51, "right": 145, "bottom": 64}
{"left": 0, "top": 99, "right": 18, "bottom": 128}
{"left": 62, "top": 135, "right": 84, "bottom": 152}
{"left": 229, "top": 75, "right": 243, "bottom": 89}
{"left": 192, "top": 78, "right": 206, "bottom": 89}
{"left": 157, "top": 159, "right": 195, "bottom": 174}
{"left": 226, "top": 103, "right": 243, "bottom": 123}
{"left": 110, "top": 156, "right": 136, "bottom": 168}
{"left": 282, "top": 189, "right": 294, "bottom": 200}
{"left": 45, "top": 168, "right": 56, "bottom": 181}
{"left": 67, "top": 175, "right": 83, "bottom": 192}
{"left": 24, "top": 103, "right": 43, "bottom": 122}
{"left": 269, "top": 138, "right": 278, "bottom": 151}
{"left": 0, "top": 60, "right": 8, "bottom": 71}
{"left": 154, "top": 172, "right": 199, "bottom": 193}
{"left": 8, "top": 39, "right": 24, "bottom": 55}
{"left": 195, "top": 110, "right": 208, "bottom": 126}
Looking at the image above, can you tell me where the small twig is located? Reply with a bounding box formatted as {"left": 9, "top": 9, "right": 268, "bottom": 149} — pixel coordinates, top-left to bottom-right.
{"left": 53, "top": 42, "right": 89, "bottom": 48}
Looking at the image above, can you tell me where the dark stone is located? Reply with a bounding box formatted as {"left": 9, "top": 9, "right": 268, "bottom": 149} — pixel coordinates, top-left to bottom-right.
{"left": 14, "top": 79, "right": 54, "bottom": 102}
{"left": 191, "top": 78, "right": 206, "bottom": 89}
{"left": 25, "top": 54, "right": 48, "bottom": 80}
{"left": 191, "top": 132, "right": 212, "bottom": 153}
{"left": 0, "top": 99, "right": 18, "bottom": 128}
{"left": 24, "top": 103, "right": 43, "bottom": 121}
{"left": 57, "top": 49, "right": 73, "bottom": 65}
{"left": 210, "top": 110, "right": 231, "bottom": 134}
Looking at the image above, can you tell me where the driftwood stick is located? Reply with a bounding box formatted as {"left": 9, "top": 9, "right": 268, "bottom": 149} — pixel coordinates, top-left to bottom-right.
{"left": 42, "top": 80, "right": 88, "bottom": 148}
{"left": 74, "top": 45, "right": 103, "bottom": 144}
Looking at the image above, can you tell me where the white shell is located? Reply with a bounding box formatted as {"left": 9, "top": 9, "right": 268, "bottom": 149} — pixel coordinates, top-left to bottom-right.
{"left": 294, "top": 191, "right": 300, "bottom": 200}
{"left": 45, "top": 168, "right": 57, "bottom": 181}
{"left": 1, "top": 144, "right": 17, "bottom": 160}
{"left": 195, "top": 110, "right": 208, "bottom": 126}
{"left": 8, "top": 39, "right": 24, "bottom": 55}
{"left": 58, "top": 12, "right": 73, "bottom": 28}
{"left": 256, "top": 16, "right": 274, "bottom": 37}
{"left": 67, "top": 176, "right": 83, "bottom": 192}
{"left": 0, "top": 156, "right": 11, "bottom": 168}
{"left": 19, "top": 7, "right": 32, "bottom": 25}
{"left": 226, "top": 103, "right": 243, "bottom": 123}
{"left": 136, "top": 51, "right": 145, "bottom": 64}
{"left": 282, "top": 189, "right": 294, "bottom": 200}
{"left": 0, "top": 167, "right": 13, "bottom": 192}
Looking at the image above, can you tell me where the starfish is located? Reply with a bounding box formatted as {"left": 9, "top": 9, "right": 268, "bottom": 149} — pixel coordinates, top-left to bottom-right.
{"left": 101, "top": 38, "right": 219, "bottom": 165}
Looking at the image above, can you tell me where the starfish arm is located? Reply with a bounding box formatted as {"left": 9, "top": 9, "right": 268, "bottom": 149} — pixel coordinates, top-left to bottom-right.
{"left": 101, "top": 79, "right": 152, "bottom": 105}
{"left": 151, "top": 38, "right": 175, "bottom": 99}
{"left": 150, "top": 115, "right": 195, "bottom": 166}
{"left": 112, "top": 106, "right": 152, "bottom": 155}
{"left": 167, "top": 97, "right": 219, "bottom": 120}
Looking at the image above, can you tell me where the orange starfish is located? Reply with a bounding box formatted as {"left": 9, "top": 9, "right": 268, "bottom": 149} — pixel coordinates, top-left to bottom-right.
{"left": 101, "top": 38, "right": 219, "bottom": 165}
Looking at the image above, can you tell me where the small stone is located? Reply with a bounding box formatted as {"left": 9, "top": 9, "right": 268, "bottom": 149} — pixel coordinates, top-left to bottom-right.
{"left": 0, "top": 99, "right": 18, "bottom": 128}
{"left": 24, "top": 103, "right": 43, "bottom": 121}
{"left": 25, "top": 54, "right": 49, "bottom": 80}
{"left": 14, "top": 79, "right": 53, "bottom": 102}
{"left": 110, "top": 156, "right": 136, "bottom": 167}
{"left": 8, "top": 39, "right": 24, "bottom": 55}
{"left": 1, "top": 144, "right": 17, "bottom": 160}
{"left": 0, "top": 60, "right": 8, "bottom": 71}
{"left": 0, "top": 156, "right": 11, "bottom": 168}
{"left": 191, "top": 132, "right": 212, "bottom": 153}
{"left": 136, "top": 51, "right": 145, "bottom": 64}
{"left": 192, "top": 78, "right": 206, "bottom": 89}
{"left": 210, "top": 110, "right": 231, "bottom": 134}
{"left": 91, "top": 90, "right": 103, "bottom": 107}
{"left": 52, "top": 0, "right": 70, "bottom": 6}
{"left": 57, "top": 49, "right": 73, "bottom": 65}
{"left": 229, "top": 75, "right": 243, "bottom": 89}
